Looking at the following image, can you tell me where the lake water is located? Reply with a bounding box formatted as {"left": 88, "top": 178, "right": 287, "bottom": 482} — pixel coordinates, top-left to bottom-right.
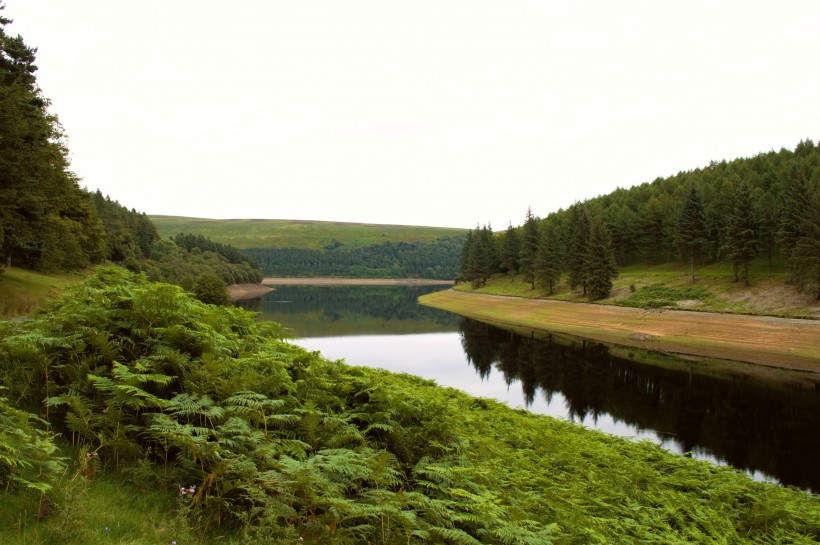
{"left": 237, "top": 285, "right": 820, "bottom": 491}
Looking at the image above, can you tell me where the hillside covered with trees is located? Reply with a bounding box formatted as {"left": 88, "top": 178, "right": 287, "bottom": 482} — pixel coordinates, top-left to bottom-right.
{"left": 151, "top": 216, "right": 467, "bottom": 280}
{"left": 0, "top": 9, "right": 262, "bottom": 304}
{"left": 461, "top": 140, "right": 820, "bottom": 300}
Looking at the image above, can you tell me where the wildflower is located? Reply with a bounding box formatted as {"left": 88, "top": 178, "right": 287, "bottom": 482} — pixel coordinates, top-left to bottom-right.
{"left": 188, "top": 486, "right": 196, "bottom": 494}
{"left": 104, "top": 527, "right": 109, "bottom": 532}
{"left": 180, "top": 487, "right": 186, "bottom": 495}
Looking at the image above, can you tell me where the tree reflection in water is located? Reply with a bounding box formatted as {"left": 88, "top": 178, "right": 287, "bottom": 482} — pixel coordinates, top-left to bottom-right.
{"left": 459, "top": 318, "right": 820, "bottom": 491}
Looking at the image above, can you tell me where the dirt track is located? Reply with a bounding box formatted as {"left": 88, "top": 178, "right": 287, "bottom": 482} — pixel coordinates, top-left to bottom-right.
{"left": 420, "top": 290, "right": 820, "bottom": 373}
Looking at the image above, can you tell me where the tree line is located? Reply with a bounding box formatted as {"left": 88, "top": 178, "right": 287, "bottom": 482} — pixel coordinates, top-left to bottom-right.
{"left": 0, "top": 9, "right": 263, "bottom": 304}
{"left": 460, "top": 139, "right": 820, "bottom": 299}
{"left": 243, "top": 235, "right": 465, "bottom": 279}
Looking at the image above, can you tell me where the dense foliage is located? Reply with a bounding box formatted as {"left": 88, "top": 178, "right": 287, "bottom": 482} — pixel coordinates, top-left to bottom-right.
{"left": 243, "top": 235, "right": 465, "bottom": 279}
{"left": 1, "top": 268, "right": 817, "bottom": 543}
{"left": 0, "top": 7, "right": 104, "bottom": 273}
{"left": 0, "top": 11, "right": 262, "bottom": 298}
{"left": 461, "top": 140, "right": 820, "bottom": 298}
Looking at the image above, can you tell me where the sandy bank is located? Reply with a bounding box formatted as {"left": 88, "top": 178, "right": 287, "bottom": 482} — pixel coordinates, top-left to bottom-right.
{"left": 227, "top": 283, "right": 274, "bottom": 301}
{"left": 262, "top": 277, "right": 453, "bottom": 286}
{"left": 419, "top": 290, "right": 820, "bottom": 373}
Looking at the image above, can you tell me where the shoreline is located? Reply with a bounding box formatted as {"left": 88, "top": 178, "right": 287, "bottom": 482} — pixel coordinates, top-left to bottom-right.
{"left": 229, "top": 277, "right": 453, "bottom": 301}
{"left": 227, "top": 283, "right": 274, "bottom": 301}
{"left": 419, "top": 290, "right": 820, "bottom": 373}
{"left": 262, "top": 277, "right": 454, "bottom": 286}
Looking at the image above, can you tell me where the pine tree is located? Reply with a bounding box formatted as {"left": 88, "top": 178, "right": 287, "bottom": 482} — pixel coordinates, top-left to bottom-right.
{"left": 777, "top": 164, "right": 810, "bottom": 283}
{"left": 499, "top": 223, "right": 520, "bottom": 277}
{"left": 566, "top": 205, "right": 590, "bottom": 293}
{"left": 722, "top": 180, "right": 760, "bottom": 286}
{"left": 791, "top": 189, "right": 820, "bottom": 299}
{"left": 584, "top": 217, "right": 618, "bottom": 299}
{"left": 675, "top": 185, "right": 708, "bottom": 282}
{"left": 535, "top": 221, "right": 561, "bottom": 294}
{"left": 519, "top": 208, "right": 540, "bottom": 289}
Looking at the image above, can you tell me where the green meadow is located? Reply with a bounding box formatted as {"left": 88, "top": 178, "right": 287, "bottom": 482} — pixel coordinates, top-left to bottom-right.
{"left": 150, "top": 215, "right": 468, "bottom": 250}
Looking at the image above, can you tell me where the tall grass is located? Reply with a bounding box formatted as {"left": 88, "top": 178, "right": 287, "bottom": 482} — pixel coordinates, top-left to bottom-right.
{"left": 0, "top": 267, "right": 86, "bottom": 319}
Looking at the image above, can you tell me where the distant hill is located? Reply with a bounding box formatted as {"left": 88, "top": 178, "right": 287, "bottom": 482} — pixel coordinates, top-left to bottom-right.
{"left": 149, "top": 216, "right": 467, "bottom": 250}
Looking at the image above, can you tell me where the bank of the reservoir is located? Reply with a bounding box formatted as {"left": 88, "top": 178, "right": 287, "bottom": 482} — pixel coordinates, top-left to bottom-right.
{"left": 419, "top": 289, "right": 820, "bottom": 373}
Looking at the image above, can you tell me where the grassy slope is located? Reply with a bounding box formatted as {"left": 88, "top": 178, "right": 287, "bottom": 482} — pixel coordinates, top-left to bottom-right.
{"left": 0, "top": 266, "right": 88, "bottom": 319}
{"left": 150, "top": 215, "right": 468, "bottom": 249}
{"left": 460, "top": 259, "right": 820, "bottom": 319}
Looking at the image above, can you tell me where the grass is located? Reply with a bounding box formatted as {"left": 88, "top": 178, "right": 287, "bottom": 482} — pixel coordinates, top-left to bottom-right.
{"left": 0, "top": 267, "right": 88, "bottom": 319}
{"left": 150, "top": 215, "right": 468, "bottom": 249}
{"left": 459, "top": 259, "right": 820, "bottom": 319}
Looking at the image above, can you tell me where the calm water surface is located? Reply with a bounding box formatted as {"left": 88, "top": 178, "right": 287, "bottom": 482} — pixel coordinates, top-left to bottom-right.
{"left": 238, "top": 285, "right": 820, "bottom": 491}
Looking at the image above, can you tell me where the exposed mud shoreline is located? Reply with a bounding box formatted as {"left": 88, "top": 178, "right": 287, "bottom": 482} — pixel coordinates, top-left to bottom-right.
{"left": 227, "top": 283, "right": 274, "bottom": 301}
{"left": 229, "top": 278, "right": 452, "bottom": 301}
{"left": 262, "top": 277, "right": 454, "bottom": 286}
{"left": 419, "top": 290, "right": 820, "bottom": 373}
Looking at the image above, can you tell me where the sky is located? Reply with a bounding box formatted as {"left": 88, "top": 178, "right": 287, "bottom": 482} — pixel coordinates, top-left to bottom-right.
{"left": 5, "top": 1, "right": 820, "bottom": 229}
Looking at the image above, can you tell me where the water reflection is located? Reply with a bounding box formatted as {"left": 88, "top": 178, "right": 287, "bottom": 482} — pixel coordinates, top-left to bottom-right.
{"left": 237, "top": 285, "right": 459, "bottom": 336}
{"left": 458, "top": 318, "right": 820, "bottom": 491}
{"left": 238, "top": 286, "right": 820, "bottom": 491}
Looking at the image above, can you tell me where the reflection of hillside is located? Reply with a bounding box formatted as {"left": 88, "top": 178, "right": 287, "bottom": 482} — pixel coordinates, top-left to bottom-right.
{"left": 237, "top": 286, "right": 460, "bottom": 337}
{"left": 459, "top": 319, "right": 820, "bottom": 491}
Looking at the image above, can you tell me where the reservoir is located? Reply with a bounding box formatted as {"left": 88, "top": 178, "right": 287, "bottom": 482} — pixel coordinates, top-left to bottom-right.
{"left": 237, "top": 284, "right": 820, "bottom": 491}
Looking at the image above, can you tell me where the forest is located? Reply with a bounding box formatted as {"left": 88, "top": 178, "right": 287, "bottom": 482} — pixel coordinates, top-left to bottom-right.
{"left": 243, "top": 236, "right": 465, "bottom": 279}
{"left": 0, "top": 8, "right": 262, "bottom": 302}
{"left": 461, "top": 140, "right": 820, "bottom": 299}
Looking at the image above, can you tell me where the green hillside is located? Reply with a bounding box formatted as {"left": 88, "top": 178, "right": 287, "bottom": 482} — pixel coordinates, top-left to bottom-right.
{"left": 150, "top": 216, "right": 468, "bottom": 250}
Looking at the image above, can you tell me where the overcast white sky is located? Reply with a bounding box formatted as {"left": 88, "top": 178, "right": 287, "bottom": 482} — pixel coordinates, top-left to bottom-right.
{"left": 6, "top": 1, "right": 820, "bottom": 229}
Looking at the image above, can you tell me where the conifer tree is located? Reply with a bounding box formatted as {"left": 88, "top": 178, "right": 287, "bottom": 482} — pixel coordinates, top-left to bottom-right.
{"left": 566, "top": 205, "right": 590, "bottom": 293}
{"left": 675, "top": 185, "right": 708, "bottom": 282}
{"left": 535, "top": 221, "right": 561, "bottom": 294}
{"left": 722, "top": 180, "right": 760, "bottom": 286}
{"left": 791, "top": 189, "right": 820, "bottom": 299}
{"left": 499, "top": 223, "right": 520, "bottom": 277}
{"left": 584, "top": 217, "right": 618, "bottom": 299}
{"left": 519, "top": 208, "right": 540, "bottom": 289}
{"left": 777, "top": 164, "right": 810, "bottom": 283}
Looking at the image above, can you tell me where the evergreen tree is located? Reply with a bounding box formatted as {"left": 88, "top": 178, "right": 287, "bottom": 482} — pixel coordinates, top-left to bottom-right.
{"left": 584, "top": 216, "right": 618, "bottom": 299}
{"left": 535, "top": 221, "right": 561, "bottom": 294}
{"left": 499, "top": 223, "right": 520, "bottom": 277}
{"left": 519, "top": 208, "right": 540, "bottom": 289}
{"left": 566, "top": 204, "right": 590, "bottom": 293}
{"left": 777, "top": 164, "right": 810, "bottom": 283}
{"left": 458, "top": 229, "right": 475, "bottom": 283}
{"left": 722, "top": 180, "right": 760, "bottom": 286}
{"left": 791, "top": 189, "right": 820, "bottom": 299}
{"left": 463, "top": 224, "right": 497, "bottom": 288}
{"left": 476, "top": 224, "right": 498, "bottom": 287}
{"left": 675, "top": 185, "right": 708, "bottom": 282}
{"left": 0, "top": 9, "right": 105, "bottom": 271}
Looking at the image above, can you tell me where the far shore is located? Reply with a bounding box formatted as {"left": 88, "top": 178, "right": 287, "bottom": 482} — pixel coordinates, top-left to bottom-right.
{"left": 261, "top": 277, "right": 454, "bottom": 286}
{"left": 227, "top": 283, "right": 274, "bottom": 301}
{"left": 419, "top": 290, "right": 820, "bottom": 374}
{"left": 229, "top": 277, "right": 453, "bottom": 302}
